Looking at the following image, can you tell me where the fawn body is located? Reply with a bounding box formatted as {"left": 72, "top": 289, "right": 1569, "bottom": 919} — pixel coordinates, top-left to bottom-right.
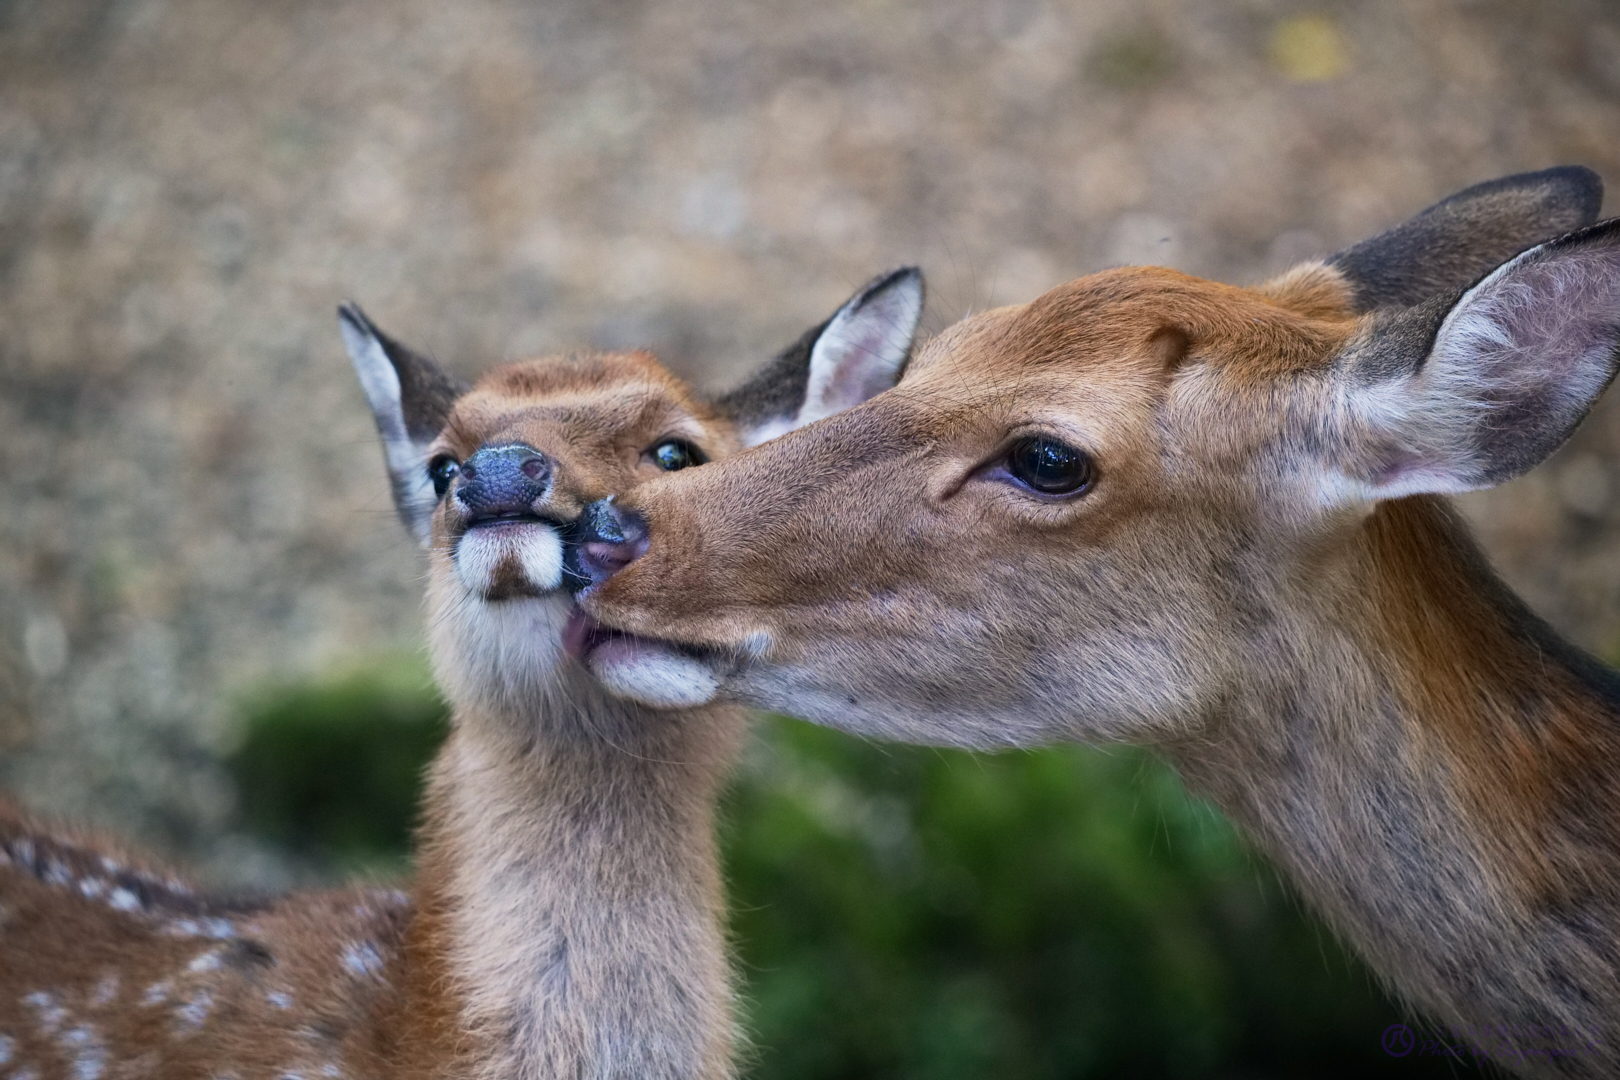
{"left": 0, "top": 269, "right": 924, "bottom": 1080}
{"left": 579, "top": 168, "right": 1620, "bottom": 1076}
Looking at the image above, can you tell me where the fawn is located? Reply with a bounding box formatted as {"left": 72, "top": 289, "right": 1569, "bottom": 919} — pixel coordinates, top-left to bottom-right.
{"left": 0, "top": 267, "right": 924, "bottom": 1080}
{"left": 576, "top": 167, "right": 1620, "bottom": 1076}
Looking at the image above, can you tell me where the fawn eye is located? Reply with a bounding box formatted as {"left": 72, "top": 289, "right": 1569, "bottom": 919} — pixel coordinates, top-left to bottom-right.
{"left": 650, "top": 440, "right": 706, "bottom": 471}
{"left": 1006, "top": 436, "right": 1094, "bottom": 496}
{"left": 428, "top": 456, "right": 461, "bottom": 498}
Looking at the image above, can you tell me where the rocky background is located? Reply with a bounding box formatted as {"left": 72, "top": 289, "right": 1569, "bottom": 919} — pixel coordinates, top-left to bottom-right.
{"left": 5, "top": 0, "right": 1620, "bottom": 881}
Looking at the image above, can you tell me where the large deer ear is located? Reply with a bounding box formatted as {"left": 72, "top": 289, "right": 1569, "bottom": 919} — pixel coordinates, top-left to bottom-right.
{"left": 717, "top": 267, "right": 924, "bottom": 446}
{"left": 1325, "top": 219, "right": 1620, "bottom": 502}
{"left": 1325, "top": 166, "right": 1602, "bottom": 311}
{"left": 338, "top": 302, "right": 467, "bottom": 546}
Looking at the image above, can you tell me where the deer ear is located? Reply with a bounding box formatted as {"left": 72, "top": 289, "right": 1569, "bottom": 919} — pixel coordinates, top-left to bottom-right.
{"left": 717, "top": 267, "right": 924, "bottom": 446}
{"left": 338, "top": 302, "right": 467, "bottom": 546}
{"left": 1326, "top": 219, "right": 1620, "bottom": 502}
{"left": 1325, "top": 166, "right": 1602, "bottom": 311}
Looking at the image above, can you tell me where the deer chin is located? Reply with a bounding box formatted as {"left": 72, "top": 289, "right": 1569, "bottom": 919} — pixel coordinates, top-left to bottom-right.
{"left": 455, "top": 520, "right": 565, "bottom": 599}
{"left": 562, "top": 608, "right": 719, "bottom": 709}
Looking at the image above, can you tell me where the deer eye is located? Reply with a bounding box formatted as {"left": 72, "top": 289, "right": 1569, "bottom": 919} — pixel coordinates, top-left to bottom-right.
{"left": 650, "top": 440, "right": 706, "bottom": 471}
{"left": 1006, "top": 436, "right": 1094, "bottom": 496}
{"left": 428, "top": 455, "right": 460, "bottom": 498}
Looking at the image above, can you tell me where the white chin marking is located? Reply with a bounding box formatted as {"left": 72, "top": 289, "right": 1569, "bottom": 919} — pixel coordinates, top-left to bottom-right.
{"left": 589, "top": 639, "right": 719, "bottom": 709}
{"left": 455, "top": 525, "right": 564, "bottom": 595}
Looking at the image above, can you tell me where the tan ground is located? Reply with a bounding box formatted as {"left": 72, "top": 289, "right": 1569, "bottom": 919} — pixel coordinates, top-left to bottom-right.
{"left": 4, "top": 0, "right": 1620, "bottom": 879}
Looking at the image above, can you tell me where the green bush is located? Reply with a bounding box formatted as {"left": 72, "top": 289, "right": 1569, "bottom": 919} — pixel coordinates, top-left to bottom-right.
{"left": 228, "top": 667, "right": 1482, "bottom": 1078}
{"left": 226, "top": 660, "right": 448, "bottom": 874}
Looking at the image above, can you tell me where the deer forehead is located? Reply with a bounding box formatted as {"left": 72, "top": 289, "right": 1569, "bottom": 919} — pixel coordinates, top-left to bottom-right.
{"left": 904, "top": 267, "right": 1357, "bottom": 457}
{"left": 437, "top": 358, "right": 727, "bottom": 458}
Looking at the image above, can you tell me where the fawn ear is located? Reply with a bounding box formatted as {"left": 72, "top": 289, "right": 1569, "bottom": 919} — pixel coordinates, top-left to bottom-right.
{"left": 1326, "top": 219, "right": 1620, "bottom": 502}
{"left": 1325, "top": 166, "right": 1602, "bottom": 310}
{"left": 717, "top": 267, "right": 924, "bottom": 446}
{"left": 339, "top": 302, "right": 467, "bottom": 546}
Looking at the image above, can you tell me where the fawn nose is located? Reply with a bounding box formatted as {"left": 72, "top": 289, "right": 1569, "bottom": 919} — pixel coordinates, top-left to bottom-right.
{"left": 563, "top": 498, "right": 648, "bottom": 592}
{"left": 456, "top": 443, "right": 552, "bottom": 525}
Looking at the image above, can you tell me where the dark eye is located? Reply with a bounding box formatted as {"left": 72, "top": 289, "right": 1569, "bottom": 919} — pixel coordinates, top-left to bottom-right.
{"left": 651, "top": 440, "right": 706, "bottom": 471}
{"left": 428, "top": 456, "right": 460, "bottom": 498}
{"left": 1006, "top": 436, "right": 1094, "bottom": 496}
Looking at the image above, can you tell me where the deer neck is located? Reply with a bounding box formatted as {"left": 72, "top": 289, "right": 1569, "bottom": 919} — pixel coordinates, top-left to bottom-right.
{"left": 1167, "top": 495, "right": 1620, "bottom": 1044}
{"left": 406, "top": 669, "right": 743, "bottom": 1080}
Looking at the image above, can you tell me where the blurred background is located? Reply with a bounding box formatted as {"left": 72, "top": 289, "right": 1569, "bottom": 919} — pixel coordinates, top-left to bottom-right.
{"left": 5, "top": 0, "right": 1618, "bottom": 1074}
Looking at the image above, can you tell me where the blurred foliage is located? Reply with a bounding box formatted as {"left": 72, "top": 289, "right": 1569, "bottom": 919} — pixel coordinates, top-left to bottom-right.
{"left": 226, "top": 659, "right": 448, "bottom": 875}
{"left": 228, "top": 664, "right": 1482, "bottom": 1079}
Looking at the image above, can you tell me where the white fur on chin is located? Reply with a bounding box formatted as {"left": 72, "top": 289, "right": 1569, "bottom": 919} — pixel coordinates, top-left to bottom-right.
{"left": 455, "top": 524, "right": 564, "bottom": 596}
{"left": 589, "top": 639, "right": 719, "bottom": 709}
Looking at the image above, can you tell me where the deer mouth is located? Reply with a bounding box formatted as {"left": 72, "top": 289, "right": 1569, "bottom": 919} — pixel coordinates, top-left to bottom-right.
{"left": 463, "top": 511, "right": 551, "bottom": 532}
{"left": 562, "top": 607, "right": 720, "bottom": 709}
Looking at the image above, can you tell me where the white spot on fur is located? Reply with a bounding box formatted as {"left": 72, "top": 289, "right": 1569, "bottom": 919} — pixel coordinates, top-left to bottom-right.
{"left": 142, "top": 980, "right": 171, "bottom": 1006}
{"left": 342, "top": 942, "right": 384, "bottom": 980}
{"left": 24, "top": 991, "right": 66, "bottom": 1034}
{"left": 77, "top": 877, "right": 105, "bottom": 899}
{"left": 267, "top": 990, "right": 294, "bottom": 1010}
{"left": 107, "top": 888, "right": 141, "bottom": 913}
{"left": 90, "top": 975, "right": 119, "bottom": 1006}
{"left": 455, "top": 525, "right": 563, "bottom": 596}
{"left": 175, "top": 990, "right": 212, "bottom": 1033}
{"left": 163, "top": 916, "right": 231, "bottom": 938}
{"left": 0, "top": 1033, "right": 14, "bottom": 1063}
{"left": 62, "top": 1025, "right": 104, "bottom": 1080}
{"left": 188, "top": 950, "right": 223, "bottom": 973}
{"left": 589, "top": 641, "right": 719, "bottom": 709}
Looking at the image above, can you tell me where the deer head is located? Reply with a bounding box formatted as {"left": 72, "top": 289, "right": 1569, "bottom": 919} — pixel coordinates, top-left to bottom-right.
{"left": 578, "top": 167, "right": 1615, "bottom": 746}
{"left": 341, "top": 268, "right": 923, "bottom": 714}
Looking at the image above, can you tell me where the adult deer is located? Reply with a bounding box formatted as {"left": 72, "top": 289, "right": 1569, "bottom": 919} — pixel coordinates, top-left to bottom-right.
{"left": 576, "top": 168, "right": 1620, "bottom": 1076}
{"left": 0, "top": 269, "right": 923, "bottom": 1080}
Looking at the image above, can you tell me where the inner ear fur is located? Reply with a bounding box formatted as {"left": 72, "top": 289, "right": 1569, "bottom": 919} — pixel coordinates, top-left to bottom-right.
{"left": 1330, "top": 217, "right": 1620, "bottom": 499}
{"left": 339, "top": 302, "right": 467, "bottom": 545}
{"left": 1325, "top": 166, "right": 1603, "bottom": 311}
{"left": 717, "top": 267, "right": 924, "bottom": 446}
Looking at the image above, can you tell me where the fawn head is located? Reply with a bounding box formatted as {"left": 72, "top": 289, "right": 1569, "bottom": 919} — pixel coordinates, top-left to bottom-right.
{"left": 340, "top": 268, "right": 923, "bottom": 715}
{"left": 581, "top": 167, "right": 1620, "bottom": 747}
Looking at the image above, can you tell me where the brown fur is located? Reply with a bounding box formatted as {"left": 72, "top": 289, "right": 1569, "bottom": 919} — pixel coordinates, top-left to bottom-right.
{"left": 587, "top": 250, "right": 1620, "bottom": 1076}
{"left": 0, "top": 350, "right": 748, "bottom": 1080}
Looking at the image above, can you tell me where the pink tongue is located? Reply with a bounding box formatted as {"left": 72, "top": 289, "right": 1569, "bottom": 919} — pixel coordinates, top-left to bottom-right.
{"left": 561, "top": 606, "right": 601, "bottom": 659}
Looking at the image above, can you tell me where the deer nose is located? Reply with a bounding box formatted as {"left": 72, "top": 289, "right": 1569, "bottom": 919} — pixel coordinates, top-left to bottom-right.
{"left": 455, "top": 443, "right": 552, "bottom": 525}
{"left": 563, "top": 498, "right": 648, "bottom": 592}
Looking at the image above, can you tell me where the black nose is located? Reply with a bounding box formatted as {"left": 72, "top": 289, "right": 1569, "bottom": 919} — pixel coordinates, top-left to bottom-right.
{"left": 456, "top": 443, "right": 552, "bottom": 525}
{"left": 562, "top": 498, "right": 648, "bottom": 592}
